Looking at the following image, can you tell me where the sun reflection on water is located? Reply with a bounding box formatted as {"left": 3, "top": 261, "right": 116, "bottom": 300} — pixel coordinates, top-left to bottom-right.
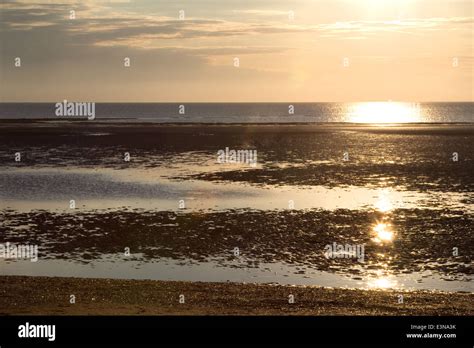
{"left": 366, "top": 268, "right": 398, "bottom": 289}
{"left": 372, "top": 223, "right": 395, "bottom": 244}
{"left": 347, "top": 102, "right": 422, "bottom": 123}
{"left": 366, "top": 185, "right": 400, "bottom": 289}
{"left": 375, "top": 189, "right": 393, "bottom": 212}
{"left": 367, "top": 276, "right": 398, "bottom": 289}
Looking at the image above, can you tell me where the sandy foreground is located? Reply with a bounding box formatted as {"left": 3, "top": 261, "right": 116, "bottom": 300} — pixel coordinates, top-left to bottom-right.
{"left": 0, "top": 276, "right": 472, "bottom": 316}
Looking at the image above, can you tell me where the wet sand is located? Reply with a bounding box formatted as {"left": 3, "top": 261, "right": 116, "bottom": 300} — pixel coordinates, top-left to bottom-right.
{"left": 1, "top": 209, "right": 472, "bottom": 279}
{"left": 0, "top": 121, "right": 472, "bottom": 311}
{"left": 1, "top": 275, "right": 472, "bottom": 315}
{"left": 1, "top": 122, "right": 472, "bottom": 192}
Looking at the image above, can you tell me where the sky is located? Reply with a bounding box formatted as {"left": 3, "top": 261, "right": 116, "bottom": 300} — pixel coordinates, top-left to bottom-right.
{"left": 0, "top": 0, "right": 472, "bottom": 102}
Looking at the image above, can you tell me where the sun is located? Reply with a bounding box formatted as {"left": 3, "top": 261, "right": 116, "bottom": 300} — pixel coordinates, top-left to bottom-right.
{"left": 347, "top": 102, "right": 422, "bottom": 124}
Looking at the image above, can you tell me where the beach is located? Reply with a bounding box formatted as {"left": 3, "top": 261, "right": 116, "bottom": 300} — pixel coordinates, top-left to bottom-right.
{"left": 1, "top": 1, "right": 473, "bottom": 344}
{"left": 0, "top": 121, "right": 473, "bottom": 315}
{"left": 1, "top": 275, "right": 473, "bottom": 316}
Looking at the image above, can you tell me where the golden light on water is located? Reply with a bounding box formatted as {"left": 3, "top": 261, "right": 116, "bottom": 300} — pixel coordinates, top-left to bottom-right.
{"left": 367, "top": 276, "right": 397, "bottom": 289}
{"left": 366, "top": 269, "right": 398, "bottom": 289}
{"left": 375, "top": 189, "right": 393, "bottom": 212}
{"left": 347, "top": 102, "right": 422, "bottom": 123}
{"left": 372, "top": 223, "right": 395, "bottom": 244}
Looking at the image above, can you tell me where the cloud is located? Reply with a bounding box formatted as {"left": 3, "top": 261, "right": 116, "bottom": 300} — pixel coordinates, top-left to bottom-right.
{"left": 232, "top": 9, "right": 292, "bottom": 17}
{"left": 1, "top": 1, "right": 472, "bottom": 102}
{"left": 2, "top": 1, "right": 472, "bottom": 49}
{"left": 317, "top": 17, "right": 474, "bottom": 36}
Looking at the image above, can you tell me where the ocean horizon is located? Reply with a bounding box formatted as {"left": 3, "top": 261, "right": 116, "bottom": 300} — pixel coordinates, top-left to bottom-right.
{"left": 1, "top": 102, "right": 473, "bottom": 123}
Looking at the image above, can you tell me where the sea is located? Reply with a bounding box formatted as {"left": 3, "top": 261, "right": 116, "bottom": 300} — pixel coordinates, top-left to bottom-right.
{"left": 0, "top": 102, "right": 472, "bottom": 123}
{"left": 0, "top": 101, "right": 472, "bottom": 292}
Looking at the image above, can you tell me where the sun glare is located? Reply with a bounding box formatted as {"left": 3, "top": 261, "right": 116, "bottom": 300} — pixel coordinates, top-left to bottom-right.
{"left": 347, "top": 102, "right": 422, "bottom": 124}
{"left": 372, "top": 223, "right": 395, "bottom": 244}
{"left": 367, "top": 276, "right": 397, "bottom": 289}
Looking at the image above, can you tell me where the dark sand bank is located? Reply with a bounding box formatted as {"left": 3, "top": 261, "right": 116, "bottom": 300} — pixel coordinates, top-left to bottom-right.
{"left": 0, "top": 276, "right": 472, "bottom": 315}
